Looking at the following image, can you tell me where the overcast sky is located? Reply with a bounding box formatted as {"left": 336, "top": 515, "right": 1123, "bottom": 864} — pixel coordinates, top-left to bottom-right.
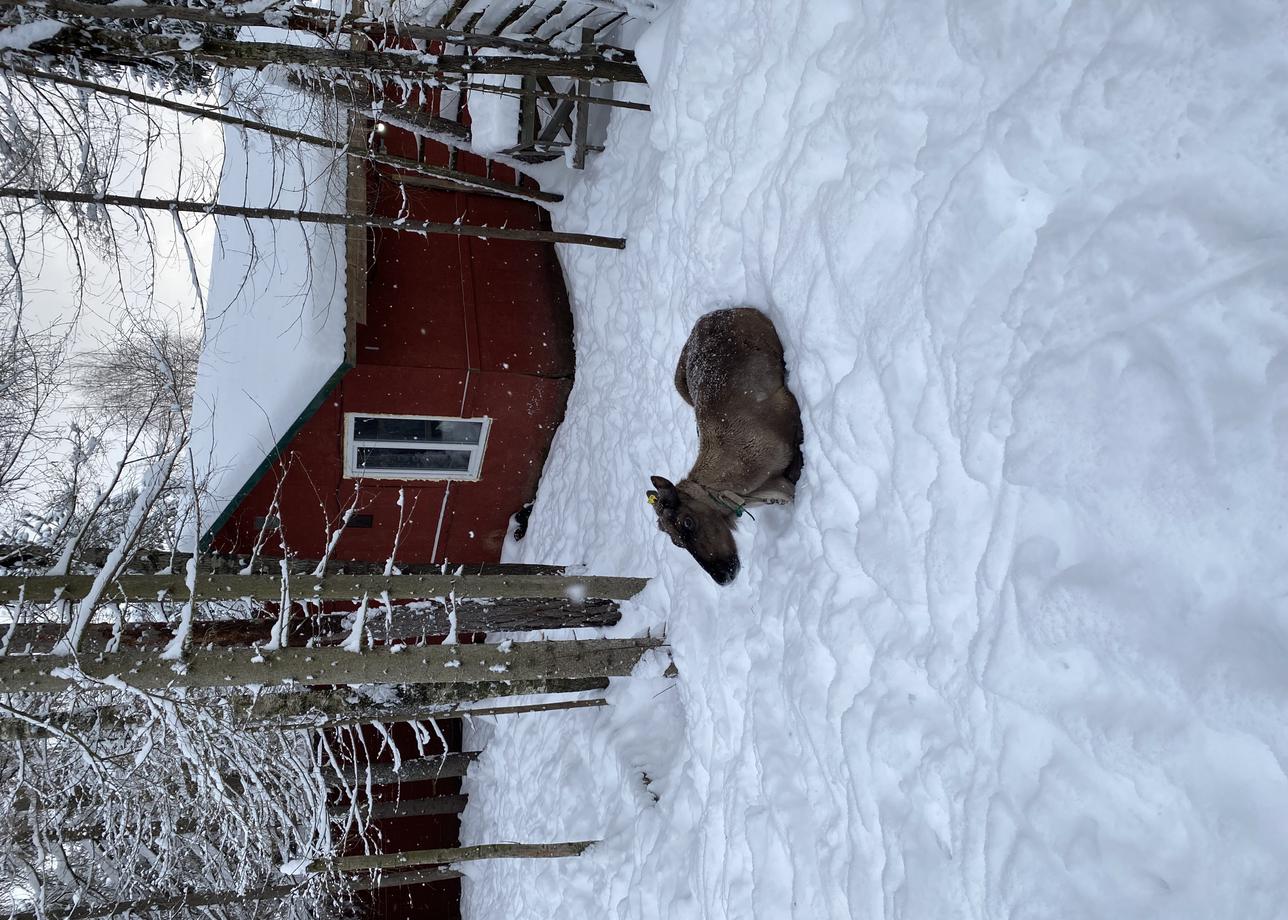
{"left": 20, "top": 81, "right": 224, "bottom": 354}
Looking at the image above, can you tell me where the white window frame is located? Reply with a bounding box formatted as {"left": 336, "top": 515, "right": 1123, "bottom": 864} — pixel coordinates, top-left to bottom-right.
{"left": 343, "top": 413, "right": 491, "bottom": 481}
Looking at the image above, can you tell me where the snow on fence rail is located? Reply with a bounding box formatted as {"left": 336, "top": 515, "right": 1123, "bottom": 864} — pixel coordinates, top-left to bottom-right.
{"left": 0, "top": 571, "right": 647, "bottom": 603}
{"left": 0, "top": 545, "right": 568, "bottom": 574}
{"left": 0, "top": 637, "right": 664, "bottom": 694}
{"left": 5, "top": 598, "right": 622, "bottom": 653}
{"left": 0, "top": 558, "right": 662, "bottom": 913}
{"left": 0, "top": 686, "right": 611, "bottom": 740}
{"left": 301, "top": 839, "right": 598, "bottom": 874}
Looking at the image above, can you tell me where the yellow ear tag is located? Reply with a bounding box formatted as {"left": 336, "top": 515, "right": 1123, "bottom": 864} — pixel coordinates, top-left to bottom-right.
{"left": 647, "top": 493, "right": 658, "bottom": 505}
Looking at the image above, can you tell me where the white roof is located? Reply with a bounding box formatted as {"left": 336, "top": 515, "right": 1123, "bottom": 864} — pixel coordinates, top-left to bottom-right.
{"left": 188, "top": 81, "right": 349, "bottom": 542}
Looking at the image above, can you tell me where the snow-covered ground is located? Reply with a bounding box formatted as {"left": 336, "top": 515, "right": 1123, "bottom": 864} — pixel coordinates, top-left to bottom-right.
{"left": 462, "top": 1, "right": 1288, "bottom": 918}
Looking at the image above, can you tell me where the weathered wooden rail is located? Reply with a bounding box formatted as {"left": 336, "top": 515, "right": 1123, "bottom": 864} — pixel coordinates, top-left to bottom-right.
{"left": 4, "top": 599, "right": 622, "bottom": 654}
{"left": 325, "top": 752, "right": 480, "bottom": 785}
{"left": 0, "top": 572, "right": 646, "bottom": 604}
{"left": 0, "top": 557, "right": 658, "bottom": 915}
{"left": 306, "top": 839, "right": 596, "bottom": 873}
{"left": 0, "top": 636, "right": 663, "bottom": 694}
{"left": 0, "top": 545, "right": 569, "bottom": 576}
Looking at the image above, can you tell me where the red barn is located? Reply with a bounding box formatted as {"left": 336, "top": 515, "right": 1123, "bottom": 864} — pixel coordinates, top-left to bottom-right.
{"left": 198, "top": 91, "right": 574, "bottom": 567}
{"left": 191, "top": 79, "right": 578, "bottom": 920}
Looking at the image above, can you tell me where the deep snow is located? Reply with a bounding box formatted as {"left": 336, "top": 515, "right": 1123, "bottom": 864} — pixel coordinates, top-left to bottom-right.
{"left": 461, "top": 1, "right": 1288, "bottom": 918}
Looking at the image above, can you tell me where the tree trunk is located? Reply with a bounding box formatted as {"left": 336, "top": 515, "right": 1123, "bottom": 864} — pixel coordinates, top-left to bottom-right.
{"left": 0, "top": 637, "right": 663, "bottom": 693}
{"left": 235, "top": 675, "right": 607, "bottom": 721}
{"left": 285, "top": 695, "right": 608, "bottom": 731}
{"left": 0, "top": 545, "right": 567, "bottom": 576}
{"left": 29, "top": 28, "right": 646, "bottom": 82}
{"left": 366, "top": 866, "right": 461, "bottom": 888}
{"left": 0, "top": 677, "right": 608, "bottom": 739}
{"left": 0, "top": 66, "right": 563, "bottom": 204}
{"left": 306, "top": 840, "right": 596, "bottom": 873}
{"left": 0, "top": 571, "right": 645, "bottom": 603}
{"left": 4, "top": 598, "right": 621, "bottom": 654}
{"left": 6, "top": 618, "right": 333, "bottom": 656}
{"left": 466, "top": 78, "right": 651, "bottom": 112}
{"left": 0, "top": 187, "right": 626, "bottom": 249}
{"left": 0, "top": 0, "right": 633, "bottom": 60}
{"left": 238, "top": 677, "right": 609, "bottom": 724}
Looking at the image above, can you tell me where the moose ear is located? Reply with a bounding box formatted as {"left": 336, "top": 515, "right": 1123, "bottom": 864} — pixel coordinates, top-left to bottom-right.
{"left": 649, "top": 476, "right": 679, "bottom": 509}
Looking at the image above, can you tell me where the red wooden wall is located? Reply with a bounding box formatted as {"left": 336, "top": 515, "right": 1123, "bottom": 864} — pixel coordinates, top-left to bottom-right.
{"left": 206, "top": 71, "right": 573, "bottom": 920}
{"left": 208, "top": 163, "right": 574, "bottom": 566}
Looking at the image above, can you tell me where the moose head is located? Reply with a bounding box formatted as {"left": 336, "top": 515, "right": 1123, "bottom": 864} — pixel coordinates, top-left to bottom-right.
{"left": 647, "top": 475, "right": 740, "bottom": 585}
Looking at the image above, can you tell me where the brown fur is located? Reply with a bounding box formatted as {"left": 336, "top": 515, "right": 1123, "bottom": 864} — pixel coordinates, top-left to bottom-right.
{"left": 648, "top": 307, "right": 803, "bottom": 584}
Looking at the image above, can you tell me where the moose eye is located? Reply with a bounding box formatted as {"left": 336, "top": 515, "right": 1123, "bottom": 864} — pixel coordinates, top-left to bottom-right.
{"left": 681, "top": 515, "right": 696, "bottom": 533}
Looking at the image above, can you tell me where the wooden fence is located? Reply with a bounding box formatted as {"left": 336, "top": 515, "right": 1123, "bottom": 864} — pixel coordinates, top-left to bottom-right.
{"left": 0, "top": 556, "right": 663, "bottom": 916}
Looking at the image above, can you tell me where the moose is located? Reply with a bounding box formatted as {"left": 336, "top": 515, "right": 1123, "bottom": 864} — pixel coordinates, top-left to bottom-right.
{"left": 647, "top": 307, "right": 803, "bottom": 585}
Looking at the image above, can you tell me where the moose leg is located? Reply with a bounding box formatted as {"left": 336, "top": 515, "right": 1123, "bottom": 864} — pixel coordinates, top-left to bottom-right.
{"left": 747, "top": 475, "right": 796, "bottom": 505}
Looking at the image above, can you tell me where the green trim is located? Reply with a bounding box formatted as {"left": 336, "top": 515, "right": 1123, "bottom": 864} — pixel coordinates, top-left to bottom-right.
{"left": 199, "top": 362, "right": 352, "bottom": 550}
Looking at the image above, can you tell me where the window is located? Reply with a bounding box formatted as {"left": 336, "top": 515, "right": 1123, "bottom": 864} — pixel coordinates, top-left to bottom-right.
{"left": 344, "top": 414, "right": 491, "bottom": 481}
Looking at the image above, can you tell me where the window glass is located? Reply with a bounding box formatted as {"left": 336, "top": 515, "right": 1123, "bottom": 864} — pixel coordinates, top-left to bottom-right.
{"left": 355, "top": 446, "right": 472, "bottom": 472}
{"left": 353, "top": 417, "right": 483, "bottom": 445}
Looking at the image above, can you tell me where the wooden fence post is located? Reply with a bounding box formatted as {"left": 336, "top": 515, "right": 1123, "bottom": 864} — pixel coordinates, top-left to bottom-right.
{"left": 0, "top": 637, "right": 664, "bottom": 694}
{"left": 4, "top": 598, "right": 622, "bottom": 654}
{"left": 304, "top": 840, "right": 597, "bottom": 874}
{"left": 0, "top": 572, "right": 647, "bottom": 604}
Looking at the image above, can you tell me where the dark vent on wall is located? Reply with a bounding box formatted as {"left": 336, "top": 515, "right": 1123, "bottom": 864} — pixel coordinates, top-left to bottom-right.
{"left": 346, "top": 514, "right": 374, "bottom": 529}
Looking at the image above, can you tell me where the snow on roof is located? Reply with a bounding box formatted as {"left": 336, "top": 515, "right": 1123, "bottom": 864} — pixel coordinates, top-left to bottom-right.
{"left": 188, "top": 79, "right": 349, "bottom": 543}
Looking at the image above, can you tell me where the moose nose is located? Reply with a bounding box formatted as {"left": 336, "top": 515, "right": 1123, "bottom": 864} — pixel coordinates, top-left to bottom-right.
{"left": 703, "top": 558, "right": 740, "bottom": 586}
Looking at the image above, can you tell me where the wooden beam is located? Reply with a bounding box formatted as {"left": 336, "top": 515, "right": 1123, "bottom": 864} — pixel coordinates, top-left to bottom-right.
{"left": 0, "top": 546, "right": 568, "bottom": 576}
{"left": 0, "top": 187, "right": 626, "bottom": 248}
{"left": 330, "top": 794, "right": 468, "bottom": 820}
{"left": 0, "top": 0, "right": 625, "bottom": 58}
{"left": 325, "top": 752, "right": 479, "bottom": 785}
{"left": 537, "top": 96, "right": 577, "bottom": 144}
{"left": 345, "top": 0, "right": 369, "bottom": 361}
{"left": 0, "top": 572, "right": 645, "bottom": 603}
{"left": 573, "top": 26, "right": 594, "bottom": 169}
{"left": 518, "top": 74, "right": 539, "bottom": 148}
{"left": 367, "top": 867, "right": 462, "bottom": 888}
{"left": 494, "top": 0, "right": 537, "bottom": 34}
{"left": 4, "top": 598, "right": 621, "bottom": 655}
{"left": 435, "top": 0, "right": 472, "bottom": 29}
{"left": 594, "top": 11, "right": 629, "bottom": 38}
{"left": 529, "top": 0, "right": 569, "bottom": 37}
{"left": 0, "top": 66, "right": 562, "bottom": 204}
{"left": 1, "top": 682, "right": 610, "bottom": 740}
{"left": 0, "top": 637, "right": 664, "bottom": 694}
{"left": 239, "top": 677, "right": 609, "bottom": 723}
{"left": 462, "top": 78, "right": 649, "bottom": 111}
{"left": 305, "top": 840, "right": 595, "bottom": 873}
{"left": 251, "top": 695, "right": 610, "bottom": 731}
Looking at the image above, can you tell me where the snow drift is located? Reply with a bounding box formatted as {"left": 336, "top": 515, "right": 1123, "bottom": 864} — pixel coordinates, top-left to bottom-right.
{"left": 462, "top": 1, "right": 1288, "bottom": 919}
